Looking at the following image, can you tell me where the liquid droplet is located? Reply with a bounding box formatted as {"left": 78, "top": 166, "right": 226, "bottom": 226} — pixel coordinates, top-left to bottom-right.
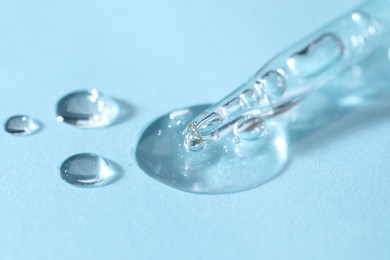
{"left": 136, "top": 105, "right": 288, "bottom": 194}
{"left": 4, "top": 115, "right": 41, "bottom": 136}
{"left": 56, "top": 89, "right": 119, "bottom": 128}
{"left": 60, "top": 153, "right": 115, "bottom": 187}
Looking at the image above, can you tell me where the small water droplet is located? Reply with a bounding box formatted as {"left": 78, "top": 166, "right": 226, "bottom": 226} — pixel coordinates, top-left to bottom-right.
{"left": 4, "top": 115, "right": 41, "bottom": 136}
{"left": 56, "top": 89, "right": 119, "bottom": 128}
{"left": 234, "top": 116, "right": 267, "bottom": 140}
{"left": 60, "top": 153, "right": 115, "bottom": 187}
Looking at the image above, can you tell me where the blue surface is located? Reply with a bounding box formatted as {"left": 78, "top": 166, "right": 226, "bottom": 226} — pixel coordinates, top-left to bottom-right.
{"left": 1, "top": 0, "right": 390, "bottom": 259}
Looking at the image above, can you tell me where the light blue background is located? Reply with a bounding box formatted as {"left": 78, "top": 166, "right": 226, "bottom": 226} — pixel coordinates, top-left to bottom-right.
{"left": 1, "top": 0, "right": 390, "bottom": 259}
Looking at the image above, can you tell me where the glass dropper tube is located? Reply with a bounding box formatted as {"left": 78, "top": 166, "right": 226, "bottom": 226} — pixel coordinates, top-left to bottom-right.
{"left": 184, "top": 0, "right": 390, "bottom": 152}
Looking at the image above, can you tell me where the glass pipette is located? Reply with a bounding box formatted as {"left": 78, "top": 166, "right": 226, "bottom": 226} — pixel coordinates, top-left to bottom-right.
{"left": 184, "top": 0, "right": 390, "bottom": 152}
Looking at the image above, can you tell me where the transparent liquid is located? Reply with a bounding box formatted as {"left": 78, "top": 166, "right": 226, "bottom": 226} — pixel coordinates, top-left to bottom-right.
{"left": 4, "top": 115, "right": 41, "bottom": 136}
{"left": 60, "top": 153, "right": 115, "bottom": 187}
{"left": 136, "top": 105, "right": 289, "bottom": 194}
{"left": 56, "top": 89, "right": 119, "bottom": 128}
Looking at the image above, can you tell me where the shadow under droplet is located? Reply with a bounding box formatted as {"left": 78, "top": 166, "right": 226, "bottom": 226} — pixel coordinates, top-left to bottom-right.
{"left": 105, "top": 159, "right": 125, "bottom": 186}
{"left": 34, "top": 119, "right": 45, "bottom": 135}
{"left": 112, "top": 98, "right": 137, "bottom": 127}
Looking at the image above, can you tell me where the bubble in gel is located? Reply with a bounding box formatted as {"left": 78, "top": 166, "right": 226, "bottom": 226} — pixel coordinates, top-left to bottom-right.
{"left": 286, "top": 33, "right": 344, "bottom": 78}
{"left": 60, "top": 153, "right": 115, "bottom": 187}
{"left": 56, "top": 89, "right": 119, "bottom": 128}
{"left": 4, "top": 115, "right": 41, "bottom": 136}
